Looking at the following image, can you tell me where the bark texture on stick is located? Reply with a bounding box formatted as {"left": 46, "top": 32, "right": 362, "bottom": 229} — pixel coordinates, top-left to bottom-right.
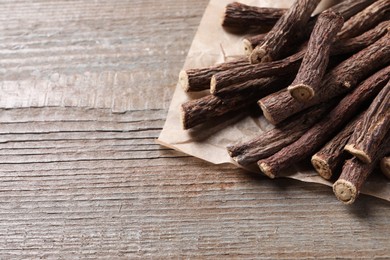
{"left": 345, "top": 82, "right": 390, "bottom": 164}
{"left": 331, "top": 20, "right": 390, "bottom": 56}
{"left": 244, "top": 0, "right": 375, "bottom": 56}
{"left": 380, "top": 156, "right": 390, "bottom": 179}
{"left": 213, "top": 26, "right": 388, "bottom": 94}
{"left": 228, "top": 104, "right": 331, "bottom": 166}
{"left": 179, "top": 57, "right": 249, "bottom": 92}
{"left": 212, "top": 74, "right": 293, "bottom": 100}
{"left": 287, "top": 11, "right": 343, "bottom": 102}
{"left": 333, "top": 135, "right": 390, "bottom": 204}
{"left": 257, "top": 66, "right": 390, "bottom": 178}
{"left": 311, "top": 114, "right": 362, "bottom": 180}
{"left": 337, "top": 0, "right": 390, "bottom": 39}
{"left": 259, "top": 33, "right": 390, "bottom": 125}
{"left": 327, "top": 0, "right": 376, "bottom": 21}
{"left": 222, "top": 2, "right": 286, "bottom": 32}
{"left": 181, "top": 77, "right": 286, "bottom": 129}
{"left": 249, "top": 0, "right": 321, "bottom": 64}
{"left": 212, "top": 52, "right": 303, "bottom": 94}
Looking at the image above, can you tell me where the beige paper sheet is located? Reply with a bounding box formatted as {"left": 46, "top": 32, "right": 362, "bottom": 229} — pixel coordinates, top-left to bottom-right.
{"left": 157, "top": 0, "right": 390, "bottom": 202}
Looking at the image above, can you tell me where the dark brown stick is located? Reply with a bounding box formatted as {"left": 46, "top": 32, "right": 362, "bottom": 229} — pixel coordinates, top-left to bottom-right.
{"left": 179, "top": 57, "right": 249, "bottom": 92}
{"left": 380, "top": 156, "right": 390, "bottom": 179}
{"left": 227, "top": 104, "right": 332, "bottom": 166}
{"left": 243, "top": 0, "right": 374, "bottom": 55}
{"left": 258, "top": 33, "right": 390, "bottom": 125}
{"left": 249, "top": 0, "right": 321, "bottom": 64}
{"left": 182, "top": 20, "right": 388, "bottom": 94}
{"left": 287, "top": 11, "right": 343, "bottom": 102}
{"left": 330, "top": 20, "right": 390, "bottom": 55}
{"left": 344, "top": 82, "right": 390, "bottom": 163}
{"left": 181, "top": 77, "right": 287, "bottom": 129}
{"left": 337, "top": 0, "right": 390, "bottom": 39}
{"left": 257, "top": 66, "right": 390, "bottom": 178}
{"left": 222, "top": 2, "right": 287, "bottom": 32}
{"left": 311, "top": 114, "right": 363, "bottom": 180}
{"left": 211, "top": 74, "right": 293, "bottom": 100}
{"left": 211, "top": 51, "right": 304, "bottom": 94}
{"left": 327, "top": 0, "right": 376, "bottom": 21}
{"left": 333, "top": 135, "right": 390, "bottom": 204}
{"left": 212, "top": 23, "right": 389, "bottom": 94}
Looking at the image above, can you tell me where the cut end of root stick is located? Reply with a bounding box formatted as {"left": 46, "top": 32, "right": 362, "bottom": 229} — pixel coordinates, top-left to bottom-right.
{"left": 288, "top": 84, "right": 315, "bottom": 102}
{"left": 179, "top": 70, "right": 190, "bottom": 92}
{"left": 249, "top": 47, "right": 271, "bottom": 64}
{"left": 333, "top": 179, "right": 358, "bottom": 204}
{"left": 311, "top": 155, "right": 332, "bottom": 180}
{"left": 258, "top": 100, "right": 277, "bottom": 125}
{"left": 242, "top": 39, "right": 253, "bottom": 57}
{"left": 180, "top": 105, "right": 189, "bottom": 130}
{"left": 210, "top": 75, "right": 217, "bottom": 95}
{"left": 344, "top": 144, "right": 372, "bottom": 164}
{"left": 258, "top": 162, "right": 276, "bottom": 179}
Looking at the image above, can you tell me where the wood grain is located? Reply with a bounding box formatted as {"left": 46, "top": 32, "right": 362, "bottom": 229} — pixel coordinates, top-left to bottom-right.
{"left": 0, "top": 0, "right": 389, "bottom": 259}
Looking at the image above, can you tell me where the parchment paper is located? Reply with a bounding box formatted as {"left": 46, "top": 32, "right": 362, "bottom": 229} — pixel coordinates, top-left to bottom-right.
{"left": 157, "top": 0, "right": 390, "bottom": 202}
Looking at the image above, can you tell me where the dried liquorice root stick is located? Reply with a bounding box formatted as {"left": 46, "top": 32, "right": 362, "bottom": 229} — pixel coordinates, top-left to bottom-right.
{"left": 222, "top": 2, "right": 287, "bottom": 32}
{"left": 257, "top": 66, "right": 390, "bottom": 178}
{"left": 337, "top": 0, "right": 390, "bottom": 39}
{"left": 181, "top": 77, "right": 287, "bottom": 129}
{"left": 380, "top": 156, "right": 390, "bottom": 179}
{"left": 249, "top": 0, "right": 321, "bottom": 64}
{"left": 311, "top": 114, "right": 363, "bottom": 180}
{"left": 333, "top": 135, "right": 390, "bottom": 204}
{"left": 243, "top": 0, "right": 375, "bottom": 56}
{"left": 211, "top": 73, "right": 293, "bottom": 100}
{"left": 179, "top": 57, "right": 249, "bottom": 92}
{"left": 228, "top": 104, "right": 332, "bottom": 166}
{"left": 344, "top": 82, "right": 390, "bottom": 163}
{"left": 327, "top": 0, "right": 375, "bottom": 21}
{"left": 331, "top": 20, "right": 390, "bottom": 56}
{"left": 287, "top": 11, "right": 343, "bottom": 102}
{"left": 212, "top": 25, "right": 388, "bottom": 94}
{"left": 259, "top": 33, "right": 390, "bottom": 125}
{"left": 211, "top": 51, "right": 304, "bottom": 94}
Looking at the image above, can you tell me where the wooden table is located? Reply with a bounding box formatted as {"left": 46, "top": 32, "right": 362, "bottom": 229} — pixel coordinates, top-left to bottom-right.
{"left": 0, "top": 0, "right": 388, "bottom": 258}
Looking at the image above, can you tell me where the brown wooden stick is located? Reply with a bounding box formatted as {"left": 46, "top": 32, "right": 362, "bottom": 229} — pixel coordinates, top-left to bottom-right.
{"left": 212, "top": 23, "right": 389, "bottom": 94}
{"left": 179, "top": 57, "right": 249, "bottom": 92}
{"left": 181, "top": 77, "right": 287, "bottom": 129}
{"left": 327, "top": 0, "right": 376, "bottom": 21}
{"left": 330, "top": 20, "right": 390, "bottom": 55}
{"left": 333, "top": 135, "right": 390, "bottom": 204}
{"left": 227, "top": 104, "right": 332, "bottom": 166}
{"left": 183, "top": 20, "right": 388, "bottom": 94}
{"left": 249, "top": 0, "right": 321, "bottom": 64}
{"left": 222, "top": 2, "right": 286, "bottom": 32}
{"left": 337, "top": 0, "right": 390, "bottom": 39}
{"left": 258, "top": 33, "right": 390, "bottom": 125}
{"left": 211, "top": 51, "right": 304, "bottom": 94}
{"left": 380, "top": 156, "right": 390, "bottom": 179}
{"left": 242, "top": 0, "right": 374, "bottom": 57}
{"left": 344, "top": 82, "right": 390, "bottom": 163}
{"left": 311, "top": 114, "right": 363, "bottom": 180}
{"left": 287, "top": 11, "right": 343, "bottom": 102}
{"left": 257, "top": 66, "right": 390, "bottom": 178}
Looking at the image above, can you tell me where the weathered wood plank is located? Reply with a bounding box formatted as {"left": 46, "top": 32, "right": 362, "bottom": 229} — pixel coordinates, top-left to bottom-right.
{"left": 0, "top": 0, "right": 388, "bottom": 259}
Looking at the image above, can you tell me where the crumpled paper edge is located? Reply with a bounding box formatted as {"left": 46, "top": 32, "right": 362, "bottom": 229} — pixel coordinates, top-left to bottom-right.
{"left": 157, "top": 0, "right": 390, "bottom": 202}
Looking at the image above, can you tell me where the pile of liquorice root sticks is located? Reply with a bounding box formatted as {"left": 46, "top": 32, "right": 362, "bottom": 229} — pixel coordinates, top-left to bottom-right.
{"left": 179, "top": 0, "right": 390, "bottom": 204}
